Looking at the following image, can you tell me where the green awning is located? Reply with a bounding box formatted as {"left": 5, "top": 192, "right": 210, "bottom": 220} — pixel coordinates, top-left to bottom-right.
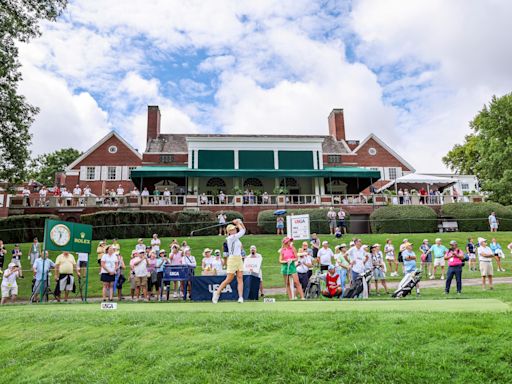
{"left": 130, "top": 166, "right": 380, "bottom": 179}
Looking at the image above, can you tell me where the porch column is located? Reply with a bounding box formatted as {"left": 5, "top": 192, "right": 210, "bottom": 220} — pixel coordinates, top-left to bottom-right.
{"left": 319, "top": 177, "right": 325, "bottom": 195}
{"left": 273, "top": 150, "right": 279, "bottom": 169}
{"left": 234, "top": 150, "right": 239, "bottom": 169}
{"left": 314, "top": 178, "right": 320, "bottom": 195}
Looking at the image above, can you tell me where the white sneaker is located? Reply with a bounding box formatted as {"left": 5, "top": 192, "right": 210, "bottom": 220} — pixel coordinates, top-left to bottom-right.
{"left": 429, "top": 275, "right": 434, "bottom": 280}
{"left": 440, "top": 275, "right": 445, "bottom": 280}
{"left": 173, "top": 292, "right": 178, "bottom": 298}
{"left": 238, "top": 297, "right": 244, "bottom": 303}
{"left": 212, "top": 292, "right": 219, "bottom": 304}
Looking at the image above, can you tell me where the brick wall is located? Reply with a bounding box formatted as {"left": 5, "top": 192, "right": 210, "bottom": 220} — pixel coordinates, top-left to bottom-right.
{"left": 73, "top": 135, "right": 142, "bottom": 168}
{"left": 352, "top": 138, "right": 412, "bottom": 170}
{"left": 142, "top": 153, "right": 188, "bottom": 165}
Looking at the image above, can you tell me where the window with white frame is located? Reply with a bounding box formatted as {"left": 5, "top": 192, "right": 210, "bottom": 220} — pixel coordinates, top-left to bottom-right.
{"left": 86, "top": 167, "right": 95, "bottom": 180}
{"left": 461, "top": 183, "right": 469, "bottom": 191}
{"left": 128, "top": 166, "right": 137, "bottom": 177}
{"left": 388, "top": 167, "right": 397, "bottom": 180}
{"left": 107, "top": 166, "right": 116, "bottom": 180}
{"left": 327, "top": 155, "right": 341, "bottom": 163}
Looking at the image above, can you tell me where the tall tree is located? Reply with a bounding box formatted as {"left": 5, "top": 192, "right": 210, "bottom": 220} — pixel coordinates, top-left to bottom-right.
{"left": 443, "top": 93, "right": 512, "bottom": 205}
{"left": 30, "top": 148, "right": 82, "bottom": 186}
{"left": 0, "top": 0, "right": 67, "bottom": 186}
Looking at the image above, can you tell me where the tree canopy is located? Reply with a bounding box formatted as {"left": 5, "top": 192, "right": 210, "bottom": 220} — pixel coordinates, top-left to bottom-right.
{"left": 0, "top": 0, "right": 67, "bottom": 186}
{"left": 30, "top": 148, "right": 81, "bottom": 186}
{"left": 443, "top": 93, "right": 512, "bottom": 205}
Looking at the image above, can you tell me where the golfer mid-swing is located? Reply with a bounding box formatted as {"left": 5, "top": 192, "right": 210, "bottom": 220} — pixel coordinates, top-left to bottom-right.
{"left": 212, "top": 219, "right": 246, "bottom": 303}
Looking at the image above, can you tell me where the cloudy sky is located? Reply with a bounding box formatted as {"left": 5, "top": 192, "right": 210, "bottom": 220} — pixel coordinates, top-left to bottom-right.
{"left": 18, "top": 0, "right": 512, "bottom": 171}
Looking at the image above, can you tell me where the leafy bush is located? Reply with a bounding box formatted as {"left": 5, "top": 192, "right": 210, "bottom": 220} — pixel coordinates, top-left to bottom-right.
{"left": 81, "top": 211, "right": 176, "bottom": 240}
{"left": 80, "top": 210, "right": 245, "bottom": 239}
{"left": 441, "top": 202, "right": 512, "bottom": 231}
{"left": 257, "top": 208, "right": 350, "bottom": 234}
{"left": 0, "top": 214, "right": 59, "bottom": 243}
{"left": 370, "top": 206, "right": 438, "bottom": 234}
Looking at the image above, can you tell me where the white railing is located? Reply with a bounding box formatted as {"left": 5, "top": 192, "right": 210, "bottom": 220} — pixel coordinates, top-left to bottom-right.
{"left": 9, "top": 193, "right": 485, "bottom": 209}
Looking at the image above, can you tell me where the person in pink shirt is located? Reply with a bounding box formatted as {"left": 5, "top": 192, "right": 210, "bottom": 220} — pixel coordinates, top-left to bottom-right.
{"left": 279, "top": 237, "right": 304, "bottom": 300}
{"left": 444, "top": 240, "right": 465, "bottom": 294}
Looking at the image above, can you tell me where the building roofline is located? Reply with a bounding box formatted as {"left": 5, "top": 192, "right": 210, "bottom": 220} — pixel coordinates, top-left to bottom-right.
{"left": 352, "top": 133, "right": 416, "bottom": 172}
{"left": 66, "top": 131, "right": 142, "bottom": 171}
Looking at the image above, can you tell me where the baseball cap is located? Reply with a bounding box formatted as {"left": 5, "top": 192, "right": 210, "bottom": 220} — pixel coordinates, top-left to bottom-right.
{"left": 322, "top": 241, "right": 329, "bottom": 245}
{"left": 373, "top": 243, "right": 381, "bottom": 247}
{"left": 339, "top": 243, "right": 347, "bottom": 248}
{"left": 8, "top": 262, "right": 16, "bottom": 269}
{"left": 449, "top": 240, "right": 457, "bottom": 245}
{"left": 250, "top": 245, "right": 257, "bottom": 250}
{"left": 203, "top": 248, "right": 212, "bottom": 256}
{"left": 478, "top": 237, "right": 486, "bottom": 243}
{"left": 404, "top": 242, "right": 413, "bottom": 247}
{"left": 435, "top": 238, "right": 442, "bottom": 242}
{"left": 159, "top": 250, "right": 166, "bottom": 255}
{"left": 328, "top": 264, "right": 335, "bottom": 270}
{"left": 138, "top": 249, "right": 145, "bottom": 254}
{"left": 214, "top": 249, "right": 221, "bottom": 255}
{"left": 423, "top": 239, "right": 429, "bottom": 243}
{"left": 349, "top": 241, "right": 355, "bottom": 247}
{"left": 282, "top": 237, "right": 293, "bottom": 244}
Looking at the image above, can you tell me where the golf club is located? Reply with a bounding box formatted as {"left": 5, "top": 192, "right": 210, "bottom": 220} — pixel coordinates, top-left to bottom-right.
{"left": 190, "top": 222, "right": 226, "bottom": 237}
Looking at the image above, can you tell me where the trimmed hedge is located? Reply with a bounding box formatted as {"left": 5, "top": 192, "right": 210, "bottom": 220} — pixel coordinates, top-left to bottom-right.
{"left": 370, "top": 206, "right": 438, "bottom": 234}
{"left": 257, "top": 208, "right": 350, "bottom": 234}
{"left": 441, "top": 202, "right": 512, "bottom": 231}
{"left": 81, "top": 211, "right": 177, "bottom": 240}
{"left": 0, "top": 214, "right": 59, "bottom": 243}
{"left": 80, "top": 210, "right": 245, "bottom": 239}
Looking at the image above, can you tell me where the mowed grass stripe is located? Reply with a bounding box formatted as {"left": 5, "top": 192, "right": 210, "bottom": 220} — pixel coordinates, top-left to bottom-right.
{"left": 1, "top": 298, "right": 508, "bottom": 314}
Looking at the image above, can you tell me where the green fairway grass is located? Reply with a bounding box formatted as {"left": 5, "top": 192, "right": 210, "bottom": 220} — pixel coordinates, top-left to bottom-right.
{"left": 1, "top": 295, "right": 512, "bottom": 383}
{"left": 4, "top": 231, "right": 512, "bottom": 299}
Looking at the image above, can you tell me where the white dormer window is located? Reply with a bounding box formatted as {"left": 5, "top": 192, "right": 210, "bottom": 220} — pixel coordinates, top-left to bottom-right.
{"left": 108, "top": 145, "right": 118, "bottom": 154}
{"left": 368, "top": 147, "right": 377, "bottom": 156}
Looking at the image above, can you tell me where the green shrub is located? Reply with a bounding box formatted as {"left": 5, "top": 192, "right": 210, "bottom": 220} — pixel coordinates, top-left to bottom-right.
{"left": 257, "top": 208, "right": 350, "bottom": 234}
{"left": 81, "top": 211, "right": 176, "bottom": 240}
{"left": 0, "top": 214, "right": 59, "bottom": 243}
{"left": 80, "top": 210, "right": 245, "bottom": 239}
{"left": 370, "top": 206, "right": 438, "bottom": 234}
{"left": 441, "top": 202, "right": 512, "bottom": 231}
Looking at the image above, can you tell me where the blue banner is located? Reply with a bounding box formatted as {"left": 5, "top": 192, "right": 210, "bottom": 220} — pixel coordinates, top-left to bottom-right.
{"left": 191, "top": 274, "right": 261, "bottom": 301}
{"left": 162, "top": 266, "right": 193, "bottom": 281}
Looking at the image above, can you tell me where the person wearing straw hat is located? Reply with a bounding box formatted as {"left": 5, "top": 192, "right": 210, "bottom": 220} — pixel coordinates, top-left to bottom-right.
{"left": 477, "top": 237, "right": 494, "bottom": 290}
{"left": 201, "top": 248, "right": 214, "bottom": 274}
{"left": 279, "top": 237, "right": 304, "bottom": 300}
{"left": 96, "top": 240, "right": 107, "bottom": 266}
{"left": 212, "top": 249, "right": 224, "bottom": 274}
{"left": 212, "top": 219, "right": 246, "bottom": 303}
{"left": 1, "top": 263, "right": 21, "bottom": 304}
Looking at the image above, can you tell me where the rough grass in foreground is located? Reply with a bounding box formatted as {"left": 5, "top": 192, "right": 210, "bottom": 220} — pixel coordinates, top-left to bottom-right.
{"left": 0, "top": 294, "right": 511, "bottom": 384}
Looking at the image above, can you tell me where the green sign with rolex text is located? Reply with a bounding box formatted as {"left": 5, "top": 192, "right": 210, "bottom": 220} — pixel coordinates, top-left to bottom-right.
{"left": 44, "top": 219, "right": 93, "bottom": 254}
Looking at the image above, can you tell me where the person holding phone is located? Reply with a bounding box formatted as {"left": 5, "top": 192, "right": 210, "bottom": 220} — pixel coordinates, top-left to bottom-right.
{"left": 1, "top": 263, "right": 20, "bottom": 304}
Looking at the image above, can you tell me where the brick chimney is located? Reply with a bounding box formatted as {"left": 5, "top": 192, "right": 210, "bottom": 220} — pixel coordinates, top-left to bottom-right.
{"left": 147, "top": 105, "right": 161, "bottom": 141}
{"left": 328, "top": 108, "right": 346, "bottom": 141}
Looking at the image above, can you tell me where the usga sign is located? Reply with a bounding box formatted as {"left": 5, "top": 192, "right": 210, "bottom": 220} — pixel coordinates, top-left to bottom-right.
{"left": 101, "top": 302, "right": 118, "bottom": 310}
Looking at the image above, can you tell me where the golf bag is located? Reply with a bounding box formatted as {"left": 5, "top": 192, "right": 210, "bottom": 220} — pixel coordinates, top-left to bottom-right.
{"left": 304, "top": 271, "right": 321, "bottom": 299}
{"left": 392, "top": 269, "right": 422, "bottom": 298}
{"left": 342, "top": 270, "right": 372, "bottom": 299}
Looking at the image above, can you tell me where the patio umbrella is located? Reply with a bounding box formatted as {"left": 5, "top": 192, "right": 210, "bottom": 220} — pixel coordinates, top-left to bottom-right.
{"left": 274, "top": 209, "right": 287, "bottom": 216}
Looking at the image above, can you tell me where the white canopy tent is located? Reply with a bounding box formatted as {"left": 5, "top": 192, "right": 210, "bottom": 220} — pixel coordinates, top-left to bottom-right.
{"left": 378, "top": 173, "right": 457, "bottom": 193}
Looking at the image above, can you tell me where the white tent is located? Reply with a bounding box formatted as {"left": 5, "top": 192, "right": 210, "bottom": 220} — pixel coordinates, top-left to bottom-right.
{"left": 378, "top": 173, "right": 456, "bottom": 192}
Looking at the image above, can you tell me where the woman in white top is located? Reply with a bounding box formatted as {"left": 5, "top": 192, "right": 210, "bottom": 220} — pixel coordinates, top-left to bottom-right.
{"left": 151, "top": 234, "right": 161, "bottom": 252}
{"left": 212, "top": 219, "right": 246, "bottom": 303}
{"left": 384, "top": 239, "right": 398, "bottom": 277}
{"left": 317, "top": 241, "right": 334, "bottom": 272}
{"left": 201, "top": 248, "right": 215, "bottom": 274}
{"left": 100, "top": 246, "right": 119, "bottom": 302}
{"left": 211, "top": 249, "right": 224, "bottom": 274}
{"left": 182, "top": 248, "right": 197, "bottom": 300}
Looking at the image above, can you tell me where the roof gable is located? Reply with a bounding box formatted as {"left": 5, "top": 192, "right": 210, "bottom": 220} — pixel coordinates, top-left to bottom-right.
{"left": 352, "top": 133, "right": 416, "bottom": 172}
{"left": 66, "top": 131, "right": 142, "bottom": 170}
